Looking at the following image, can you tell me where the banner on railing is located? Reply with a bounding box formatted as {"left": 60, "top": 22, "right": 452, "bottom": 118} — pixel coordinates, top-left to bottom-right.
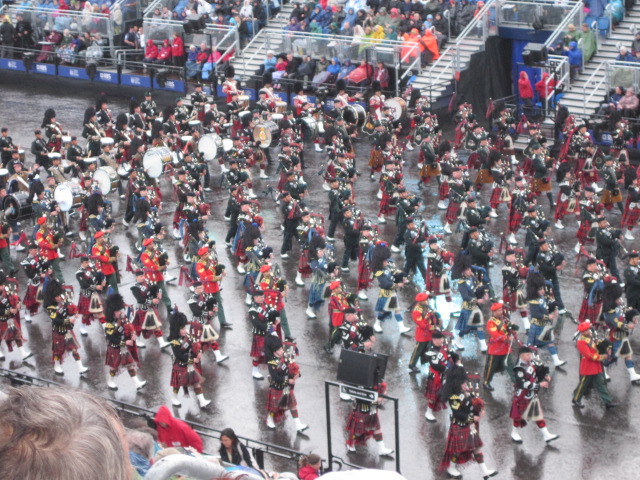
{"left": 33, "top": 62, "right": 56, "bottom": 76}
{"left": 0, "top": 59, "right": 25, "bottom": 71}
{"left": 59, "top": 65, "right": 90, "bottom": 80}
{"left": 121, "top": 73, "right": 152, "bottom": 88}
{"left": 96, "top": 70, "right": 118, "bottom": 84}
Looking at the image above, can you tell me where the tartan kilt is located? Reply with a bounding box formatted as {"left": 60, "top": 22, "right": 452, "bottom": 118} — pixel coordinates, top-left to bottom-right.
{"left": 601, "top": 189, "right": 623, "bottom": 205}
{"left": 439, "top": 180, "right": 450, "bottom": 200}
{"left": 576, "top": 220, "right": 592, "bottom": 243}
{"left": 375, "top": 293, "right": 399, "bottom": 313}
{"left": 77, "top": 294, "right": 92, "bottom": 317}
{"left": 425, "top": 377, "right": 447, "bottom": 411}
{"left": 508, "top": 208, "right": 523, "bottom": 233}
{"left": 368, "top": 149, "right": 384, "bottom": 171}
{"left": 250, "top": 334, "right": 266, "bottom": 360}
{"left": 578, "top": 169, "right": 598, "bottom": 186}
{"left": 0, "top": 321, "right": 21, "bottom": 350}
{"left": 132, "top": 309, "right": 146, "bottom": 334}
{"left": 298, "top": 249, "right": 312, "bottom": 277}
{"left": 440, "top": 423, "right": 483, "bottom": 468}
{"left": 554, "top": 198, "right": 570, "bottom": 221}
{"left": 105, "top": 345, "right": 136, "bottom": 370}
{"left": 233, "top": 236, "right": 245, "bottom": 259}
{"left": 475, "top": 169, "right": 494, "bottom": 185}
{"left": 23, "top": 284, "right": 40, "bottom": 312}
{"left": 509, "top": 394, "right": 532, "bottom": 423}
{"left": 503, "top": 288, "right": 517, "bottom": 310}
{"left": 489, "top": 187, "right": 503, "bottom": 207}
{"left": 621, "top": 206, "right": 640, "bottom": 229}
{"left": 446, "top": 202, "right": 461, "bottom": 224}
{"left": 467, "top": 152, "right": 480, "bottom": 170}
{"left": 357, "top": 256, "right": 374, "bottom": 291}
{"left": 308, "top": 282, "right": 326, "bottom": 308}
{"left": 170, "top": 363, "right": 201, "bottom": 388}
{"left": 277, "top": 171, "right": 287, "bottom": 192}
{"left": 52, "top": 331, "right": 78, "bottom": 361}
{"left": 346, "top": 410, "right": 380, "bottom": 445}
{"left": 532, "top": 177, "right": 551, "bottom": 193}
{"left": 379, "top": 193, "right": 396, "bottom": 216}
{"left": 266, "top": 387, "right": 297, "bottom": 414}
{"left": 426, "top": 271, "right": 450, "bottom": 296}
{"left": 578, "top": 299, "right": 602, "bottom": 324}
{"left": 79, "top": 207, "right": 88, "bottom": 231}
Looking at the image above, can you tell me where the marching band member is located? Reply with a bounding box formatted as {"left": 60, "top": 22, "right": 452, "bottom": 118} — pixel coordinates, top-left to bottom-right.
{"left": 75, "top": 255, "right": 106, "bottom": 335}
{"left": 20, "top": 243, "right": 49, "bottom": 321}
{"left": 0, "top": 272, "right": 32, "bottom": 362}
{"left": 482, "top": 303, "right": 517, "bottom": 390}
{"left": 130, "top": 269, "right": 169, "bottom": 349}
{"left": 92, "top": 231, "right": 119, "bottom": 294}
{"left": 103, "top": 293, "right": 146, "bottom": 391}
{"left": 187, "top": 281, "right": 229, "bottom": 364}
{"left": 408, "top": 292, "right": 440, "bottom": 372}
{"left": 423, "top": 330, "right": 454, "bottom": 422}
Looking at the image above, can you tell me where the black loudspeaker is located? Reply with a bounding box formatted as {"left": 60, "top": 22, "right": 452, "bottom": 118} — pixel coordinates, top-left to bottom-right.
{"left": 337, "top": 350, "right": 389, "bottom": 389}
{"left": 522, "top": 43, "right": 548, "bottom": 66}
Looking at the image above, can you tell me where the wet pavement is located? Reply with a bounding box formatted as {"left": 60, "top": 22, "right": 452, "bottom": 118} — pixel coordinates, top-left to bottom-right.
{"left": 1, "top": 72, "right": 639, "bottom": 480}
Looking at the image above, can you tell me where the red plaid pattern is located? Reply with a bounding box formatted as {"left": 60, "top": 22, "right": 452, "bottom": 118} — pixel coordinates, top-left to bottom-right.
{"left": 250, "top": 334, "right": 266, "bottom": 361}
{"left": 51, "top": 331, "right": 78, "bottom": 362}
{"left": 425, "top": 376, "right": 447, "bottom": 411}
{"left": 578, "top": 299, "right": 602, "bottom": 324}
{"left": 439, "top": 423, "right": 483, "bottom": 470}
{"left": 23, "top": 284, "right": 40, "bottom": 313}
{"left": 170, "top": 364, "right": 202, "bottom": 388}
{"left": 508, "top": 209, "right": 523, "bottom": 233}
{"left": 298, "top": 249, "right": 312, "bottom": 277}
{"left": 345, "top": 410, "right": 380, "bottom": 445}
{"left": 446, "top": 202, "right": 461, "bottom": 225}
{"left": 439, "top": 180, "right": 449, "bottom": 201}
{"left": 357, "top": 252, "right": 374, "bottom": 291}
{"left": 105, "top": 345, "right": 136, "bottom": 370}
{"left": 621, "top": 206, "right": 640, "bottom": 229}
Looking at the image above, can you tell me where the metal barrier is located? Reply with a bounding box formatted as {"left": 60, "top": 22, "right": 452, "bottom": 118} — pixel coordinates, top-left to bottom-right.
{"left": 6, "top": 2, "right": 132, "bottom": 57}
{"left": 0, "top": 367, "right": 320, "bottom": 475}
{"left": 497, "top": 0, "right": 578, "bottom": 31}
{"left": 543, "top": 1, "right": 584, "bottom": 52}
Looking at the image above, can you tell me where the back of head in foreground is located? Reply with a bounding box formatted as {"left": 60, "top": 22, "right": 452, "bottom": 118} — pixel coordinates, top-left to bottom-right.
{"left": 0, "top": 385, "right": 130, "bottom": 480}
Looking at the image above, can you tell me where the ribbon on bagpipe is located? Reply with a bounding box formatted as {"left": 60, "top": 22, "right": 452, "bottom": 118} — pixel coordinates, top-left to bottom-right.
{"left": 516, "top": 114, "right": 528, "bottom": 135}
{"left": 125, "top": 255, "right": 136, "bottom": 273}
{"left": 10, "top": 232, "right": 27, "bottom": 247}
{"left": 558, "top": 128, "right": 575, "bottom": 162}
{"left": 485, "top": 98, "right": 495, "bottom": 119}
{"left": 447, "top": 93, "right": 458, "bottom": 114}
{"left": 68, "top": 242, "right": 85, "bottom": 259}
{"left": 178, "top": 265, "right": 194, "bottom": 287}
{"left": 588, "top": 279, "right": 605, "bottom": 307}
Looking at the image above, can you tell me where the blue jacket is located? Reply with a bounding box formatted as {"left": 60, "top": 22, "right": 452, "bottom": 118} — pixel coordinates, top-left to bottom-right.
{"left": 565, "top": 42, "right": 583, "bottom": 67}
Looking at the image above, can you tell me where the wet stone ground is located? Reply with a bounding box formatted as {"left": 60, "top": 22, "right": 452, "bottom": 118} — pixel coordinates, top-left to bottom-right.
{"left": 0, "top": 72, "right": 639, "bottom": 480}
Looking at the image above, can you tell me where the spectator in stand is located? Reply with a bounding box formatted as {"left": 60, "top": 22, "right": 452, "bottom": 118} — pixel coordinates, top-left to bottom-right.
{"left": 343, "top": 7, "right": 357, "bottom": 28}
{"left": 420, "top": 27, "right": 440, "bottom": 65}
{"left": 563, "top": 41, "right": 582, "bottom": 80}
{"left": 151, "top": 7, "right": 162, "bottom": 20}
{"left": 124, "top": 25, "right": 138, "bottom": 48}
{"left": 401, "top": 28, "right": 421, "bottom": 64}
{"left": 338, "top": 58, "right": 355, "bottom": 80}
{"left": 296, "top": 55, "right": 316, "bottom": 85}
{"left": 218, "top": 428, "right": 262, "bottom": 472}
{"left": 562, "top": 23, "right": 579, "bottom": 47}
{"left": 311, "top": 55, "right": 331, "bottom": 85}
{"left": 631, "top": 31, "right": 640, "bottom": 54}
{"left": 334, "top": 5, "right": 346, "bottom": 26}
{"left": 272, "top": 55, "right": 288, "bottom": 86}
{"left": 578, "top": 23, "right": 597, "bottom": 63}
{"left": 126, "top": 429, "right": 155, "bottom": 478}
{"left": 432, "top": 13, "right": 448, "bottom": 47}
{"left": 286, "top": 16, "right": 302, "bottom": 32}
{"left": 473, "top": 0, "right": 485, "bottom": 17}
{"left": 196, "top": 40, "right": 210, "bottom": 71}
{"left": 616, "top": 46, "right": 634, "bottom": 62}
{"left": 298, "top": 453, "right": 322, "bottom": 480}
{"left": 374, "top": 60, "right": 390, "bottom": 90}
{"left": 535, "top": 72, "right": 557, "bottom": 104}
{"left": 161, "top": 6, "right": 171, "bottom": 19}
{"left": 144, "top": 39, "right": 158, "bottom": 64}
{"left": 156, "top": 38, "right": 172, "bottom": 65}
{"left": 400, "top": 0, "right": 413, "bottom": 16}
{"left": 354, "top": 9, "right": 367, "bottom": 27}
{"left": 154, "top": 405, "right": 203, "bottom": 453}
{"left": 617, "top": 87, "right": 639, "bottom": 117}
{"left": 171, "top": 32, "right": 184, "bottom": 66}
{"left": 283, "top": 52, "right": 301, "bottom": 79}
{"left": 290, "top": 2, "right": 304, "bottom": 20}
{"left": 185, "top": 44, "right": 200, "bottom": 78}
{"left": 261, "top": 49, "right": 277, "bottom": 75}
{"left": 346, "top": 58, "right": 373, "bottom": 86}
{"left": 326, "top": 56, "right": 341, "bottom": 82}
{"left": 341, "top": 20, "right": 354, "bottom": 36}
{"left": 387, "top": 7, "right": 402, "bottom": 29}
{"left": 452, "top": 0, "right": 474, "bottom": 35}
{"left": 596, "top": 85, "right": 624, "bottom": 115}
{"left": 518, "top": 71, "right": 534, "bottom": 115}
{"left": 1, "top": 16, "right": 15, "bottom": 59}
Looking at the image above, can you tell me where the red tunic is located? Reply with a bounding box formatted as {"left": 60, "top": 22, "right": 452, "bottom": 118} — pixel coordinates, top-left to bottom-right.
{"left": 577, "top": 335, "right": 603, "bottom": 375}
{"left": 92, "top": 243, "right": 115, "bottom": 276}
{"left": 486, "top": 316, "right": 511, "bottom": 356}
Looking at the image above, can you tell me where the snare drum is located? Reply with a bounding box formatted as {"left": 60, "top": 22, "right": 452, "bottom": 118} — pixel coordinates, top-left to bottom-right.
{"left": 18, "top": 149, "right": 26, "bottom": 163}
{"left": 271, "top": 113, "right": 284, "bottom": 123}
{"left": 3, "top": 192, "right": 33, "bottom": 221}
{"left": 181, "top": 136, "right": 193, "bottom": 145}
{"left": 100, "top": 137, "right": 115, "bottom": 148}
{"left": 54, "top": 181, "right": 85, "bottom": 212}
{"left": 301, "top": 116, "right": 318, "bottom": 140}
{"left": 384, "top": 97, "right": 407, "bottom": 121}
{"left": 253, "top": 121, "right": 280, "bottom": 148}
{"left": 188, "top": 120, "right": 202, "bottom": 135}
{"left": 343, "top": 104, "right": 366, "bottom": 127}
{"left": 199, "top": 134, "right": 223, "bottom": 161}
{"left": 238, "top": 111, "right": 252, "bottom": 123}
{"left": 275, "top": 101, "right": 288, "bottom": 114}
{"left": 238, "top": 95, "right": 250, "bottom": 108}
{"left": 48, "top": 152, "right": 62, "bottom": 162}
{"left": 0, "top": 169, "right": 8, "bottom": 184}
{"left": 60, "top": 159, "right": 74, "bottom": 174}
{"left": 93, "top": 166, "right": 120, "bottom": 194}
{"left": 143, "top": 147, "right": 172, "bottom": 178}
{"left": 171, "top": 150, "right": 183, "bottom": 166}
{"left": 116, "top": 162, "right": 132, "bottom": 179}
{"left": 61, "top": 136, "right": 72, "bottom": 149}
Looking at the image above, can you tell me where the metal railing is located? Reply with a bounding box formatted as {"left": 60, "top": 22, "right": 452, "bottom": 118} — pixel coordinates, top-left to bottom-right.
{"left": 497, "top": 0, "right": 578, "bottom": 31}
{"left": 423, "top": 0, "right": 496, "bottom": 103}
{"left": 0, "top": 368, "right": 320, "bottom": 475}
{"left": 583, "top": 59, "right": 610, "bottom": 111}
{"left": 543, "top": 1, "right": 584, "bottom": 51}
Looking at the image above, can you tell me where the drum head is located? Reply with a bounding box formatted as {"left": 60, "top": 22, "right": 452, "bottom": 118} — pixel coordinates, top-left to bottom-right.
{"left": 143, "top": 150, "right": 164, "bottom": 178}
{"left": 93, "top": 168, "right": 113, "bottom": 194}
{"left": 272, "top": 113, "right": 284, "bottom": 122}
{"left": 54, "top": 184, "right": 73, "bottom": 212}
{"left": 62, "top": 135, "right": 72, "bottom": 143}
{"left": 0, "top": 168, "right": 8, "bottom": 177}
{"left": 301, "top": 117, "right": 318, "bottom": 138}
{"left": 343, "top": 105, "right": 357, "bottom": 124}
{"left": 3, "top": 193, "right": 32, "bottom": 221}
{"left": 385, "top": 99, "right": 403, "bottom": 121}
{"left": 117, "top": 163, "right": 132, "bottom": 179}
{"left": 222, "top": 138, "right": 234, "bottom": 152}
{"left": 199, "top": 134, "right": 219, "bottom": 161}
{"left": 100, "top": 137, "right": 115, "bottom": 147}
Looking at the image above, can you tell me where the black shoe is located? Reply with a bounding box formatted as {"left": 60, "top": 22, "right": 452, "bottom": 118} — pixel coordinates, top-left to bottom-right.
{"left": 572, "top": 399, "right": 584, "bottom": 408}
{"left": 221, "top": 322, "right": 233, "bottom": 329}
{"left": 605, "top": 402, "right": 618, "bottom": 409}
{"left": 408, "top": 366, "right": 420, "bottom": 373}
{"left": 483, "top": 382, "right": 494, "bottom": 391}
{"left": 9, "top": 269, "right": 18, "bottom": 276}
{"left": 323, "top": 345, "right": 334, "bottom": 354}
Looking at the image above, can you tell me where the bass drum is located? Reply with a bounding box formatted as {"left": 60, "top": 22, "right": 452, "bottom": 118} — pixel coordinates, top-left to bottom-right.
{"left": 343, "top": 104, "right": 366, "bottom": 127}
{"left": 384, "top": 97, "right": 407, "bottom": 121}
{"left": 253, "top": 121, "right": 279, "bottom": 148}
{"left": 300, "top": 116, "right": 318, "bottom": 140}
{"left": 143, "top": 147, "right": 172, "bottom": 178}
{"left": 199, "top": 133, "right": 222, "bottom": 161}
{"left": 93, "top": 166, "right": 120, "bottom": 195}
{"left": 54, "top": 181, "right": 84, "bottom": 212}
{"left": 117, "top": 162, "right": 132, "bottom": 179}
{"left": 3, "top": 192, "right": 33, "bottom": 221}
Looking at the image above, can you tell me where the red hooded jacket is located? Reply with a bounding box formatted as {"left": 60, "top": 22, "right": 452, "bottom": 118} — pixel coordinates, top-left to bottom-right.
{"left": 298, "top": 465, "right": 320, "bottom": 480}
{"left": 157, "top": 39, "right": 172, "bottom": 61}
{"left": 154, "top": 406, "right": 203, "bottom": 452}
{"left": 518, "top": 71, "right": 534, "bottom": 100}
